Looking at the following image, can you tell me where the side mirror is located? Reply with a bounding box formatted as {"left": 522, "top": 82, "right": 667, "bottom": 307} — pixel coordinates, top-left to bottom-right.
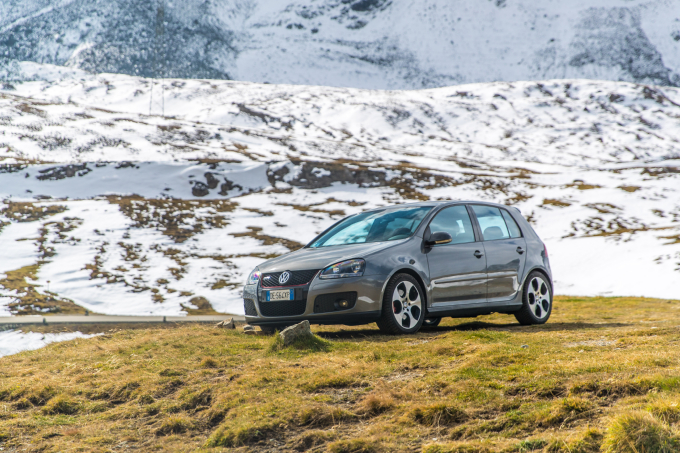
{"left": 425, "top": 231, "right": 452, "bottom": 246}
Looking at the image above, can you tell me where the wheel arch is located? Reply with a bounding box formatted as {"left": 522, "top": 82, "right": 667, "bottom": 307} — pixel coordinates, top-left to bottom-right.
{"left": 522, "top": 266, "right": 553, "bottom": 296}
{"left": 380, "top": 267, "right": 429, "bottom": 312}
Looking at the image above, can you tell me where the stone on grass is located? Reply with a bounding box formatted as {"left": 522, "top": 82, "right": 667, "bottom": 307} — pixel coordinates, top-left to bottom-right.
{"left": 279, "top": 320, "right": 312, "bottom": 346}
{"left": 243, "top": 325, "right": 255, "bottom": 334}
{"left": 215, "top": 318, "right": 235, "bottom": 329}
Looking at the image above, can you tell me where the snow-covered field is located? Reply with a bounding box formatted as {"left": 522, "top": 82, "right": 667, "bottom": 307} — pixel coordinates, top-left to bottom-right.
{"left": 0, "top": 328, "right": 98, "bottom": 358}
{"left": 0, "top": 68, "right": 678, "bottom": 316}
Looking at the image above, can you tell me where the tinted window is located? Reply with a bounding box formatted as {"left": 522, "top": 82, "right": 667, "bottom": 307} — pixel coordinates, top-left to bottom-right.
{"left": 428, "top": 205, "right": 475, "bottom": 245}
{"left": 501, "top": 209, "right": 522, "bottom": 238}
{"left": 309, "top": 206, "right": 432, "bottom": 248}
{"left": 471, "top": 205, "right": 510, "bottom": 241}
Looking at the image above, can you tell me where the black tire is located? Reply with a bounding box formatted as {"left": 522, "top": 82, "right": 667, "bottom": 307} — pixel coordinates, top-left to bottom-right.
{"left": 422, "top": 317, "right": 442, "bottom": 329}
{"left": 259, "top": 325, "right": 287, "bottom": 334}
{"left": 514, "top": 271, "right": 553, "bottom": 325}
{"left": 376, "top": 273, "right": 426, "bottom": 335}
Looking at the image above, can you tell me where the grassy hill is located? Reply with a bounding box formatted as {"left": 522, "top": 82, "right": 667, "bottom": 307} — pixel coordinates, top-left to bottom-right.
{"left": 2, "top": 295, "right": 680, "bottom": 452}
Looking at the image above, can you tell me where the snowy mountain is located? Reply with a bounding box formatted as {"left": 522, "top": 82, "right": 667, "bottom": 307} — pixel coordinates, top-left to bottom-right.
{"left": 1, "top": 0, "right": 680, "bottom": 89}
{"left": 0, "top": 69, "right": 678, "bottom": 316}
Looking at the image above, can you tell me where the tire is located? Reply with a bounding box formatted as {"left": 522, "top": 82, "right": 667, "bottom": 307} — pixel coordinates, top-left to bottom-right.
{"left": 376, "top": 273, "right": 426, "bottom": 335}
{"left": 259, "top": 324, "right": 287, "bottom": 334}
{"left": 514, "top": 271, "right": 553, "bottom": 325}
{"left": 422, "top": 317, "right": 442, "bottom": 329}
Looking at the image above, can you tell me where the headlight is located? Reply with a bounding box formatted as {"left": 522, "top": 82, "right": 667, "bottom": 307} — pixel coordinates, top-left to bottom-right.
{"left": 246, "top": 269, "right": 261, "bottom": 286}
{"left": 319, "top": 259, "right": 365, "bottom": 279}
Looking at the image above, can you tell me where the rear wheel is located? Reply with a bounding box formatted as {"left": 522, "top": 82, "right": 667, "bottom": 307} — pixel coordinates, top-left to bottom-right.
{"left": 514, "top": 271, "right": 552, "bottom": 325}
{"left": 377, "top": 273, "right": 425, "bottom": 335}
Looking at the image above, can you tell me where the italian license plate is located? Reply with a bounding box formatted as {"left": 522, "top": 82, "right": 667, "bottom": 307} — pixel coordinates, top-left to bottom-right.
{"left": 266, "top": 289, "right": 293, "bottom": 301}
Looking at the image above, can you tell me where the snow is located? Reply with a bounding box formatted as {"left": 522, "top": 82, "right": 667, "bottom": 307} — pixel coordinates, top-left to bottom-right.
{"left": 2, "top": 1, "right": 678, "bottom": 89}
{"left": 0, "top": 69, "right": 678, "bottom": 316}
{"left": 0, "top": 328, "right": 99, "bottom": 358}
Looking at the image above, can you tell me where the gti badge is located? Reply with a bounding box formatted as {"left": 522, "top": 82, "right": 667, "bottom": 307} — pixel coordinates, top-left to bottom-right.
{"left": 279, "top": 271, "right": 291, "bottom": 285}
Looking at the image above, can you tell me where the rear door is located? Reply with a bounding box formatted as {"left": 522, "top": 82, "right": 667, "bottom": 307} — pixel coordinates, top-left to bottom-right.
{"left": 425, "top": 205, "right": 487, "bottom": 305}
{"left": 470, "top": 205, "right": 527, "bottom": 302}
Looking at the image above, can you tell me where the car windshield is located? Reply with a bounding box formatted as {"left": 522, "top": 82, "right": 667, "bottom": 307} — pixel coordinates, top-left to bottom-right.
{"left": 308, "top": 206, "right": 433, "bottom": 248}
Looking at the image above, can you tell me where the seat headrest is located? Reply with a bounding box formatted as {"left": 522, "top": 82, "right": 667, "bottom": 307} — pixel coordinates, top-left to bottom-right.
{"left": 484, "top": 226, "right": 504, "bottom": 240}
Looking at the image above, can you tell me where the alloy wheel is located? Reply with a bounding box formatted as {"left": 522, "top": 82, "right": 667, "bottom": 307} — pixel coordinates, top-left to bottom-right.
{"left": 527, "top": 276, "right": 551, "bottom": 320}
{"left": 392, "top": 280, "right": 422, "bottom": 329}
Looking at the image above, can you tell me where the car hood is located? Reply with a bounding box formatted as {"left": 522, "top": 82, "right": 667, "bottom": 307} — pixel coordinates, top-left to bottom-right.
{"left": 257, "top": 240, "right": 406, "bottom": 273}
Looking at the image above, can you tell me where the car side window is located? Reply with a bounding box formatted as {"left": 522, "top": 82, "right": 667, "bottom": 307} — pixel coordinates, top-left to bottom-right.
{"left": 471, "top": 205, "right": 510, "bottom": 241}
{"left": 428, "top": 205, "right": 475, "bottom": 245}
{"left": 501, "top": 209, "right": 522, "bottom": 238}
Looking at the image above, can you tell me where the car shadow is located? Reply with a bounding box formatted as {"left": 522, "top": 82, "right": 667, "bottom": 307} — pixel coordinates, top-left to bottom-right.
{"left": 315, "top": 320, "right": 632, "bottom": 340}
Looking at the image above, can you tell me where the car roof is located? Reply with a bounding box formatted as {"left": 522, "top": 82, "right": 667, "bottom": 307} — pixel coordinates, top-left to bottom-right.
{"left": 363, "top": 200, "right": 516, "bottom": 211}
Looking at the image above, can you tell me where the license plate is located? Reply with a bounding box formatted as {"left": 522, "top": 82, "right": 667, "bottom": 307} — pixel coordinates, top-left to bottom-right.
{"left": 266, "top": 289, "right": 293, "bottom": 301}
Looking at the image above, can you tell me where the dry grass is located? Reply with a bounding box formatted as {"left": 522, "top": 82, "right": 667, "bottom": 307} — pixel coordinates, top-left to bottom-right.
{"left": 2, "top": 296, "right": 680, "bottom": 452}
{"left": 107, "top": 196, "right": 236, "bottom": 243}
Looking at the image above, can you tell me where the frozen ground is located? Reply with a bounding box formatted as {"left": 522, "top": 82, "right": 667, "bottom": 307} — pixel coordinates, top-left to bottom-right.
{"left": 0, "top": 328, "right": 99, "bottom": 358}
{"left": 1, "top": 1, "right": 679, "bottom": 89}
{"left": 0, "top": 69, "right": 678, "bottom": 316}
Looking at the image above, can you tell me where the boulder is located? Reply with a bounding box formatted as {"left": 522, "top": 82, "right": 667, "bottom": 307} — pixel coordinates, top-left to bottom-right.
{"left": 279, "top": 320, "right": 312, "bottom": 346}
{"left": 215, "top": 318, "right": 235, "bottom": 329}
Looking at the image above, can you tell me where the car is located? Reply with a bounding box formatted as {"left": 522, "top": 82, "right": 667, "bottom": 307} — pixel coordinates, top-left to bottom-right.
{"left": 242, "top": 201, "right": 553, "bottom": 334}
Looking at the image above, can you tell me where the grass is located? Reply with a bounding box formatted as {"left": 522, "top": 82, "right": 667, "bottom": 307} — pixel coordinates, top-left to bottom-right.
{"left": 2, "top": 295, "right": 680, "bottom": 452}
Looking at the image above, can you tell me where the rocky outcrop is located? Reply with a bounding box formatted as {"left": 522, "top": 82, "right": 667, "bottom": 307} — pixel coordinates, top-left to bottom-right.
{"left": 1, "top": 1, "right": 678, "bottom": 88}
{"left": 279, "top": 321, "right": 312, "bottom": 346}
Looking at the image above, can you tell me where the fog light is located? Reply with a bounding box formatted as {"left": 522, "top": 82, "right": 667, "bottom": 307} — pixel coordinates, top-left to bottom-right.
{"left": 337, "top": 299, "right": 349, "bottom": 309}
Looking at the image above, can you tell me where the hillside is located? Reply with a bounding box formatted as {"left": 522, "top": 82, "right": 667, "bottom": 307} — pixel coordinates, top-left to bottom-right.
{"left": 1, "top": 296, "right": 680, "bottom": 452}
{"left": 1, "top": 0, "right": 680, "bottom": 89}
{"left": 0, "top": 72, "right": 679, "bottom": 316}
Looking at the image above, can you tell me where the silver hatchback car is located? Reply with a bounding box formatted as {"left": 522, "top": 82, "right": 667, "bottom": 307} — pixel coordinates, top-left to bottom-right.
{"left": 242, "top": 201, "right": 553, "bottom": 334}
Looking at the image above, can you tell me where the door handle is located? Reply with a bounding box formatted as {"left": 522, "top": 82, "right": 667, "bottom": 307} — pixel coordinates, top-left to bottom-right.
{"left": 473, "top": 250, "right": 483, "bottom": 258}
{"left": 516, "top": 247, "right": 524, "bottom": 255}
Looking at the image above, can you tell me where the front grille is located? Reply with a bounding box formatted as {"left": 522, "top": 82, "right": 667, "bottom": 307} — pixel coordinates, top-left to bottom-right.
{"left": 259, "top": 300, "right": 307, "bottom": 317}
{"left": 244, "top": 299, "right": 257, "bottom": 316}
{"left": 260, "top": 269, "right": 320, "bottom": 288}
{"left": 313, "top": 292, "right": 358, "bottom": 314}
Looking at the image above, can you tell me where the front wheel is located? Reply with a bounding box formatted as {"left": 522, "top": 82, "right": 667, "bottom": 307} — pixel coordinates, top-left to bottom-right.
{"left": 514, "top": 271, "right": 552, "bottom": 325}
{"left": 259, "top": 324, "right": 288, "bottom": 334}
{"left": 376, "top": 273, "right": 425, "bottom": 335}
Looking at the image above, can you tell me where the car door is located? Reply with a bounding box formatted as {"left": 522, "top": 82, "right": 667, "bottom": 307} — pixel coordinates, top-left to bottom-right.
{"left": 470, "top": 205, "right": 527, "bottom": 302}
{"left": 425, "top": 205, "right": 487, "bottom": 305}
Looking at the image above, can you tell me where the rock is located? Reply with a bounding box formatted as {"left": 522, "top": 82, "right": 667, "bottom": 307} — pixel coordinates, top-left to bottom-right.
{"left": 215, "top": 318, "right": 235, "bottom": 329}
{"left": 243, "top": 325, "right": 255, "bottom": 332}
{"left": 521, "top": 345, "right": 528, "bottom": 349}
{"left": 279, "top": 320, "right": 312, "bottom": 346}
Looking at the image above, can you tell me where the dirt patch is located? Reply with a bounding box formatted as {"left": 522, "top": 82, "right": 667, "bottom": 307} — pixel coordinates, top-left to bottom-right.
{"left": 181, "top": 296, "right": 219, "bottom": 315}
{"left": 231, "top": 226, "right": 305, "bottom": 252}
{"left": 1, "top": 202, "right": 68, "bottom": 223}
{"left": 542, "top": 198, "right": 572, "bottom": 208}
{"left": 0, "top": 264, "right": 86, "bottom": 315}
{"left": 108, "top": 196, "right": 236, "bottom": 243}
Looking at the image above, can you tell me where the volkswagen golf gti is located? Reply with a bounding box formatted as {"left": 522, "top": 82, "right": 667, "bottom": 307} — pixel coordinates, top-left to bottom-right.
{"left": 242, "top": 201, "right": 553, "bottom": 334}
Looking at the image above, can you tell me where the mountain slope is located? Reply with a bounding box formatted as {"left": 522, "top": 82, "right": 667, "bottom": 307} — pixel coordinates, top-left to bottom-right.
{"left": 1, "top": 0, "right": 680, "bottom": 89}
{"left": 0, "top": 72, "right": 678, "bottom": 316}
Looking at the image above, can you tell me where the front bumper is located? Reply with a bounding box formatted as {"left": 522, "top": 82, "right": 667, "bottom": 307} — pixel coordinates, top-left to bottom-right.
{"left": 243, "top": 274, "right": 387, "bottom": 325}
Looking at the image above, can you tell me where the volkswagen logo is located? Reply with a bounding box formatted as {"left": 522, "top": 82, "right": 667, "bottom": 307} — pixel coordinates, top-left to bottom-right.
{"left": 278, "top": 271, "right": 291, "bottom": 285}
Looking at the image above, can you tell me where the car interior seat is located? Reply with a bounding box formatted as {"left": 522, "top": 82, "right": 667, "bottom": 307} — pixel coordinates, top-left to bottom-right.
{"left": 483, "top": 226, "right": 504, "bottom": 240}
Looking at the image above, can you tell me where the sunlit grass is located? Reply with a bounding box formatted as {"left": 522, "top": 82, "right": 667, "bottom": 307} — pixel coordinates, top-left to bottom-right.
{"left": 1, "top": 295, "right": 680, "bottom": 451}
